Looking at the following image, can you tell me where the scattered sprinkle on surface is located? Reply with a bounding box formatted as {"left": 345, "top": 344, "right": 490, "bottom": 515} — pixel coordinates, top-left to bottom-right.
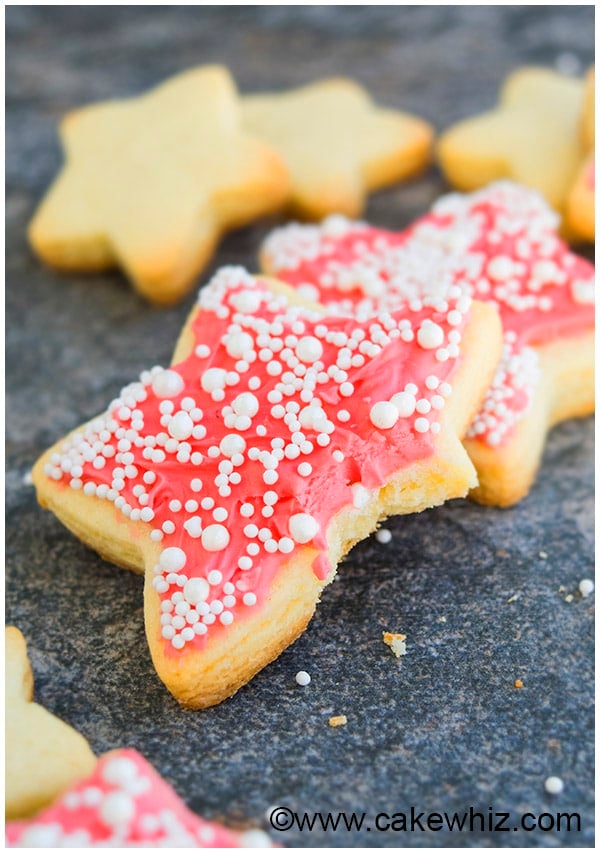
{"left": 383, "top": 631, "right": 407, "bottom": 658}
{"left": 579, "top": 578, "right": 594, "bottom": 597}
{"left": 328, "top": 715, "right": 348, "bottom": 728}
{"left": 295, "top": 670, "right": 311, "bottom": 686}
{"left": 539, "top": 550, "right": 548, "bottom": 559}
{"left": 514, "top": 679, "right": 524, "bottom": 689}
{"left": 564, "top": 594, "right": 574, "bottom": 603}
{"left": 375, "top": 528, "right": 392, "bottom": 544}
{"left": 544, "top": 776, "right": 564, "bottom": 795}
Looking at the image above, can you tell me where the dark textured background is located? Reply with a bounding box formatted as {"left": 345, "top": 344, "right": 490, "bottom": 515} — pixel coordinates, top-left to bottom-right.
{"left": 5, "top": 6, "right": 595, "bottom": 848}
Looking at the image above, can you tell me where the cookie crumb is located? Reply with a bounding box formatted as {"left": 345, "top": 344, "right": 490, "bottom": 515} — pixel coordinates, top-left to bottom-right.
{"left": 514, "top": 679, "right": 524, "bottom": 689}
{"left": 564, "top": 594, "right": 574, "bottom": 603}
{"left": 376, "top": 528, "right": 392, "bottom": 544}
{"left": 295, "top": 670, "right": 311, "bottom": 686}
{"left": 383, "top": 631, "right": 406, "bottom": 658}
{"left": 328, "top": 714, "right": 347, "bottom": 727}
{"left": 437, "top": 616, "right": 447, "bottom": 624}
{"left": 539, "top": 550, "right": 548, "bottom": 559}
{"left": 579, "top": 579, "right": 594, "bottom": 598}
{"left": 544, "top": 775, "right": 564, "bottom": 795}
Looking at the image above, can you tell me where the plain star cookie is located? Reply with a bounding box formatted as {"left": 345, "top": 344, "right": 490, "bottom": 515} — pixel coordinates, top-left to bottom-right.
{"left": 566, "top": 67, "right": 595, "bottom": 243}
{"left": 242, "top": 77, "right": 433, "bottom": 219}
{"left": 261, "top": 182, "right": 594, "bottom": 506}
{"left": 28, "top": 66, "right": 290, "bottom": 304}
{"left": 437, "top": 68, "right": 587, "bottom": 216}
{"left": 5, "top": 627, "right": 96, "bottom": 820}
{"left": 6, "top": 749, "right": 274, "bottom": 848}
{"left": 33, "top": 267, "right": 501, "bottom": 707}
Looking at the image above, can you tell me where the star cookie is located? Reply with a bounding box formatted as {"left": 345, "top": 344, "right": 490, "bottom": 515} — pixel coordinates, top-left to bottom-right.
{"left": 33, "top": 267, "right": 500, "bottom": 707}
{"left": 6, "top": 749, "right": 273, "bottom": 848}
{"left": 566, "top": 68, "right": 595, "bottom": 243}
{"left": 242, "top": 77, "right": 433, "bottom": 219}
{"left": 5, "top": 626, "right": 96, "bottom": 819}
{"left": 437, "top": 68, "right": 587, "bottom": 216}
{"left": 28, "top": 66, "right": 290, "bottom": 305}
{"left": 261, "top": 182, "right": 594, "bottom": 506}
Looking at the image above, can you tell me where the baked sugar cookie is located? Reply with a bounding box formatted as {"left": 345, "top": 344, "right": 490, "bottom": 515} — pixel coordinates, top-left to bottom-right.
{"left": 33, "top": 267, "right": 500, "bottom": 707}
{"left": 28, "top": 66, "right": 289, "bottom": 304}
{"left": 242, "top": 78, "right": 433, "bottom": 219}
{"left": 5, "top": 627, "right": 96, "bottom": 820}
{"left": 261, "top": 182, "right": 594, "bottom": 506}
{"left": 437, "top": 68, "right": 586, "bottom": 214}
{"left": 566, "top": 68, "right": 595, "bottom": 243}
{"left": 6, "top": 748, "right": 273, "bottom": 847}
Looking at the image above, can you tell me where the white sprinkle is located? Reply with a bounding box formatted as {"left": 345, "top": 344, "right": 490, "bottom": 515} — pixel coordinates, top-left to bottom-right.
{"left": 391, "top": 391, "right": 416, "bottom": 418}
{"left": 219, "top": 434, "right": 246, "bottom": 457}
{"left": 376, "top": 529, "right": 392, "bottom": 544}
{"left": 370, "top": 401, "right": 399, "bottom": 430}
{"left": 289, "top": 513, "right": 319, "bottom": 544}
{"left": 152, "top": 369, "right": 184, "bottom": 399}
{"left": 295, "top": 670, "right": 311, "bottom": 686}
{"left": 99, "top": 791, "right": 134, "bottom": 826}
{"left": 352, "top": 483, "right": 370, "bottom": 509}
{"left": 579, "top": 579, "right": 594, "bottom": 597}
{"left": 296, "top": 336, "right": 323, "bottom": 363}
{"left": 201, "top": 524, "right": 230, "bottom": 552}
{"left": 417, "top": 320, "right": 444, "bottom": 350}
{"left": 158, "top": 547, "right": 186, "bottom": 573}
{"left": 544, "top": 776, "right": 564, "bottom": 795}
{"left": 207, "top": 570, "right": 223, "bottom": 586}
{"left": 167, "top": 410, "right": 194, "bottom": 440}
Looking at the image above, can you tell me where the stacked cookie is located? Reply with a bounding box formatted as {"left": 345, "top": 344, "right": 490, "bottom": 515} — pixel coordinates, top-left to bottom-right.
{"left": 22, "top": 64, "right": 595, "bottom": 716}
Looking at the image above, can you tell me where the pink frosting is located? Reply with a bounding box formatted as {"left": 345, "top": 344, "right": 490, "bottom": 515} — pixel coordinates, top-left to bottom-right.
{"left": 5, "top": 749, "right": 272, "bottom": 847}
{"left": 43, "top": 266, "right": 472, "bottom": 654}
{"left": 263, "top": 182, "right": 594, "bottom": 448}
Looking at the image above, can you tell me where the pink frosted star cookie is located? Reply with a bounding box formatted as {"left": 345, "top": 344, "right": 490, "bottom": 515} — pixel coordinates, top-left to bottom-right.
{"left": 33, "top": 267, "right": 501, "bottom": 707}
{"left": 261, "top": 182, "right": 595, "bottom": 506}
{"left": 6, "top": 749, "right": 273, "bottom": 848}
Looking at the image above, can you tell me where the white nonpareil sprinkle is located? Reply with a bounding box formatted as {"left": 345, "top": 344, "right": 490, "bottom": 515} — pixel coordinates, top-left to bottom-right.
{"left": 579, "top": 579, "right": 594, "bottom": 597}
{"left": 376, "top": 528, "right": 392, "bottom": 544}
{"left": 295, "top": 670, "right": 311, "bottom": 686}
{"left": 289, "top": 513, "right": 319, "bottom": 544}
{"left": 544, "top": 776, "right": 564, "bottom": 795}
{"left": 370, "top": 401, "right": 399, "bottom": 430}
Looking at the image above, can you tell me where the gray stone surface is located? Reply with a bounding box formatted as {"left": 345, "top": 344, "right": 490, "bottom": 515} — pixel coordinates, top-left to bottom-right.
{"left": 5, "top": 6, "right": 594, "bottom": 848}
